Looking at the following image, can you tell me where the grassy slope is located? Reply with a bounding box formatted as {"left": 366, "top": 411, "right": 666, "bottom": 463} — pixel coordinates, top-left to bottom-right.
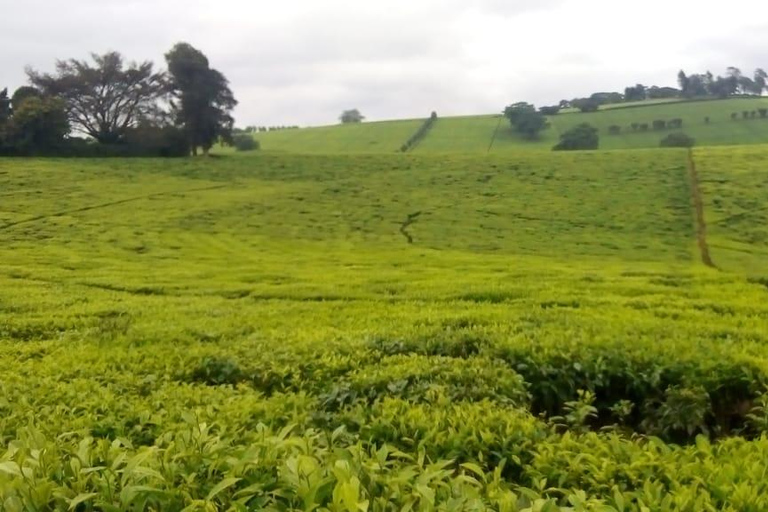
{"left": 253, "top": 118, "right": 425, "bottom": 153}
{"left": 244, "top": 98, "right": 768, "bottom": 154}
{"left": 2, "top": 151, "right": 768, "bottom": 508}
{"left": 695, "top": 144, "right": 768, "bottom": 274}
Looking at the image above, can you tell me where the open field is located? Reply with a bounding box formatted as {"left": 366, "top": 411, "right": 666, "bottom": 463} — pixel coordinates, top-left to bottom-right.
{"left": 251, "top": 118, "right": 425, "bottom": 153}
{"left": 2, "top": 149, "right": 768, "bottom": 509}
{"left": 252, "top": 98, "right": 768, "bottom": 154}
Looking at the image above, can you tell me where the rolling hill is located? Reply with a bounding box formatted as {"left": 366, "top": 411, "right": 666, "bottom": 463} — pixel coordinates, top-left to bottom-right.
{"left": 249, "top": 97, "right": 768, "bottom": 154}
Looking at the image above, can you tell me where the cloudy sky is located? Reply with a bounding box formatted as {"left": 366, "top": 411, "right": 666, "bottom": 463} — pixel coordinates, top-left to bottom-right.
{"left": 1, "top": 0, "right": 765, "bottom": 126}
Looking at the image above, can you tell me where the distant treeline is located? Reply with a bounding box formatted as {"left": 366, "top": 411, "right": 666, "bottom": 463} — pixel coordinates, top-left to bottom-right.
{"left": 236, "top": 126, "right": 300, "bottom": 133}
{"left": 536, "top": 67, "right": 767, "bottom": 114}
{"left": 1, "top": 43, "right": 237, "bottom": 157}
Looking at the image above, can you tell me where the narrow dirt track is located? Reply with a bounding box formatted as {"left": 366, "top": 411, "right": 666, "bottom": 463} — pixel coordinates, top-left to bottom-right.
{"left": 687, "top": 149, "right": 717, "bottom": 269}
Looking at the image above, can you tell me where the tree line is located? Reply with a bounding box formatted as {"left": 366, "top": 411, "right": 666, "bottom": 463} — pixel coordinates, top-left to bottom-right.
{"left": 536, "top": 67, "right": 768, "bottom": 114}
{"left": 0, "top": 43, "right": 236, "bottom": 157}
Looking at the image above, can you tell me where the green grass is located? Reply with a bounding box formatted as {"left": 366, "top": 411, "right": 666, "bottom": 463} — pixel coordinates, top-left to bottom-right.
{"left": 243, "top": 98, "right": 768, "bottom": 155}
{"left": 2, "top": 150, "right": 768, "bottom": 509}
{"left": 252, "top": 118, "right": 425, "bottom": 153}
{"left": 695, "top": 145, "right": 768, "bottom": 275}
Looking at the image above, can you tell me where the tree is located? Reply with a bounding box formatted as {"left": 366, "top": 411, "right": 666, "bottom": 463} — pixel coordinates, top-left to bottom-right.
{"left": 753, "top": 69, "right": 767, "bottom": 95}
{"left": 624, "top": 84, "right": 647, "bottom": 102}
{"left": 9, "top": 96, "right": 69, "bottom": 152}
{"left": 165, "top": 42, "right": 238, "bottom": 156}
{"left": 0, "top": 88, "right": 11, "bottom": 150}
{"left": 571, "top": 98, "right": 600, "bottom": 112}
{"left": 538, "top": 105, "right": 560, "bottom": 115}
{"left": 553, "top": 123, "right": 598, "bottom": 151}
{"left": 28, "top": 52, "right": 167, "bottom": 144}
{"left": 11, "top": 86, "right": 41, "bottom": 111}
{"left": 678, "top": 70, "right": 690, "bottom": 97}
{"left": 504, "top": 102, "right": 547, "bottom": 140}
{"left": 340, "top": 109, "right": 365, "bottom": 124}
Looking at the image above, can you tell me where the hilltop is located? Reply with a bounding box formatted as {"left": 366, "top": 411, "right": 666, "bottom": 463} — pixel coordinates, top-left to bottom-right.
{"left": 247, "top": 97, "right": 768, "bottom": 154}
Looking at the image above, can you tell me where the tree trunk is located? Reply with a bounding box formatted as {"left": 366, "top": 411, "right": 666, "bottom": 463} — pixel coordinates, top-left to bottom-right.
{"left": 191, "top": 146, "right": 198, "bottom": 156}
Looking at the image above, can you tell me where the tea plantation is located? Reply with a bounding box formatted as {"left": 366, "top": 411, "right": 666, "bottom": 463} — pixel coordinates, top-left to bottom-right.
{"left": 2, "top": 148, "right": 768, "bottom": 510}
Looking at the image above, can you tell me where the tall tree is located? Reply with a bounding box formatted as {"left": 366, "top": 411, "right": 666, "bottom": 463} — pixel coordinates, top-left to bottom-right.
{"left": 165, "top": 43, "right": 237, "bottom": 156}
{"left": 10, "top": 96, "right": 69, "bottom": 152}
{"left": 677, "top": 70, "right": 690, "bottom": 97}
{"left": 27, "top": 52, "right": 167, "bottom": 143}
{"left": 0, "top": 88, "right": 11, "bottom": 149}
{"left": 754, "top": 69, "right": 767, "bottom": 95}
{"left": 11, "top": 86, "right": 41, "bottom": 111}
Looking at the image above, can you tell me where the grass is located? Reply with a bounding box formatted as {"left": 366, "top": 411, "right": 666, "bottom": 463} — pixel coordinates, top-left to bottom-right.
{"left": 251, "top": 118, "right": 426, "bottom": 153}
{"left": 695, "top": 145, "right": 768, "bottom": 275}
{"left": 2, "top": 149, "right": 768, "bottom": 509}
{"left": 244, "top": 98, "right": 768, "bottom": 154}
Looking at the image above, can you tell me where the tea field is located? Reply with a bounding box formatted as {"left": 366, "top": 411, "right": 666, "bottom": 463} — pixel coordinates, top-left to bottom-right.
{"left": 2, "top": 149, "right": 768, "bottom": 510}
{"left": 253, "top": 98, "right": 768, "bottom": 154}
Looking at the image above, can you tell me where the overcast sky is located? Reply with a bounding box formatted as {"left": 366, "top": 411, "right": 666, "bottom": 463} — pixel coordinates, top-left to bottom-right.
{"left": 2, "top": 0, "right": 766, "bottom": 126}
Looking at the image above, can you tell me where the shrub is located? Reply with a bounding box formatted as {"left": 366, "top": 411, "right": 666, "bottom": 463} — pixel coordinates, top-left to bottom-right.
{"left": 630, "top": 122, "right": 639, "bottom": 131}
{"left": 553, "top": 123, "right": 599, "bottom": 151}
{"left": 668, "top": 118, "right": 683, "bottom": 129}
{"left": 704, "top": 116, "right": 710, "bottom": 124}
{"left": 538, "top": 105, "right": 561, "bottom": 116}
{"left": 743, "top": 111, "right": 750, "bottom": 119}
{"left": 731, "top": 113, "right": 739, "bottom": 120}
{"left": 759, "top": 108, "right": 768, "bottom": 118}
{"left": 233, "top": 134, "right": 260, "bottom": 151}
{"left": 639, "top": 123, "right": 649, "bottom": 132}
{"left": 660, "top": 132, "right": 695, "bottom": 148}
{"left": 751, "top": 110, "right": 757, "bottom": 119}
{"left": 652, "top": 119, "right": 667, "bottom": 130}
{"left": 608, "top": 125, "right": 621, "bottom": 135}
{"left": 400, "top": 112, "right": 438, "bottom": 152}
{"left": 189, "top": 357, "right": 245, "bottom": 386}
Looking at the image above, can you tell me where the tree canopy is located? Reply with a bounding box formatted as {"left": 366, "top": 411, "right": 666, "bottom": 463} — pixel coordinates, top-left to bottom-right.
{"left": 553, "top": 123, "right": 599, "bottom": 151}
{"left": 340, "top": 109, "right": 365, "bottom": 124}
{"left": 504, "top": 102, "right": 548, "bottom": 140}
{"left": 166, "top": 43, "right": 237, "bottom": 155}
{"left": 28, "top": 52, "right": 167, "bottom": 144}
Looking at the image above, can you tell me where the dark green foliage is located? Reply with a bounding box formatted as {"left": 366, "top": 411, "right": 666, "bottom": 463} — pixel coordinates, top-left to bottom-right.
{"left": 668, "top": 118, "right": 683, "bottom": 129}
{"left": 624, "top": 84, "right": 647, "bottom": 102}
{"left": 630, "top": 122, "right": 639, "bottom": 131}
{"left": 7, "top": 96, "right": 68, "bottom": 152}
{"left": 538, "top": 105, "right": 561, "bottom": 115}
{"left": 11, "top": 86, "right": 41, "bottom": 111}
{"left": 166, "top": 42, "right": 237, "bottom": 155}
{"left": 233, "top": 134, "right": 260, "bottom": 152}
{"left": 743, "top": 111, "right": 750, "bottom": 119}
{"left": 504, "top": 102, "right": 547, "bottom": 140}
{"left": 732, "top": 112, "right": 739, "bottom": 120}
{"left": 571, "top": 98, "right": 600, "bottom": 113}
{"left": 339, "top": 109, "right": 365, "bottom": 124}
{"left": 400, "top": 112, "right": 438, "bottom": 152}
{"left": 647, "top": 86, "right": 680, "bottom": 99}
{"left": 28, "top": 52, "right": 167, "bottom": 144}
{"left": 759, "top": 109, "right": 768, "bottom": 118}
{"left": 608, "top": 125, "right": 621, "bottom": 135}
{"left": 553, "top": 123, "right": 599, "bottom": 151}
{"left": 660, "top": 132, "right": 695, "bottom": 148}
{"left": 639, "top": 123, "right": 650, "bottom": 132}
{"left": 653, "top": 119, "right": 667, "bottom": 130}
{"left": 704, "top": 116, "right": 710, "bottom": 124}
{"left": 189, "top": 357, "right": 244, "bottom": 386}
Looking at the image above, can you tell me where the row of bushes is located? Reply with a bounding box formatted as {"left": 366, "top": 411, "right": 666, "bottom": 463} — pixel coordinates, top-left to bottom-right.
{"left": 0, "top": 125, "right": 190, "bottom": 157}
{"left": 232, "top": 134, "right": 261, "bottom": 152}
{"left": 607, "top": 118, "right": 684, "bottom": 135}
{"left": 399, "top": 111, "right": 437, "bottom": 152}
{"left": 731, "top": 109, "right": 768, "bottom": 120}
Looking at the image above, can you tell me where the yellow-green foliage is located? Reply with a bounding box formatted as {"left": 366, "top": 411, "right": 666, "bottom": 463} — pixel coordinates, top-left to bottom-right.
{"left": 1, "top": 149, "right": 768, "bottom": 510}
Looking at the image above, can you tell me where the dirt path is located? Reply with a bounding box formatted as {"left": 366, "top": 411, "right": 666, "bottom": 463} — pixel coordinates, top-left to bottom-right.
{"left": 687, "top": 149, "right": 717, "bottom": 269}
{"left": 399, "top": 211, "right": 422, "bottom": 244}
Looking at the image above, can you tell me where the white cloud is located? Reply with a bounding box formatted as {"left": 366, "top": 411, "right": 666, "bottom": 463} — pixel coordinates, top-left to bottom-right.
{"left": 0, "top": 0, "right": 765, "bottom": 126}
